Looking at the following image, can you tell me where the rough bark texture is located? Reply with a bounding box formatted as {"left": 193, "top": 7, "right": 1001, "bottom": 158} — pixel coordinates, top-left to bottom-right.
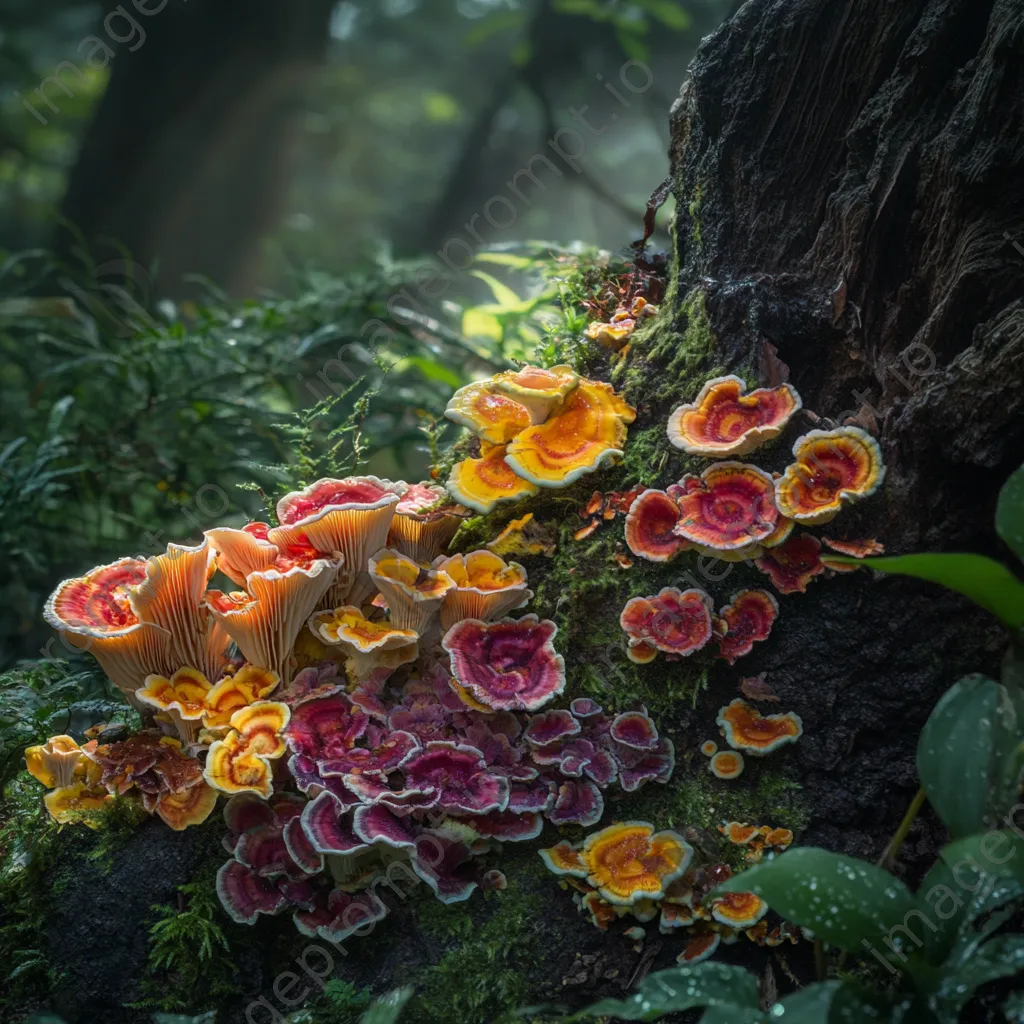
{"left": 40, "top": 1, "right": 1024, "bottom": 1021}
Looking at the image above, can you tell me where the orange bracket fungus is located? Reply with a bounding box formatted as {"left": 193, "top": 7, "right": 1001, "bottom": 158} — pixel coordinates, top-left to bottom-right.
{"left": 754, "top": 533, "right": 827, "bottom": 594}
{"left": 136, "top": 667, "right": 212, "bottom": 745}
{"left": 667, "top": 375, "right": 802, "bottom": 457}
{"left": 676, "top": 931, "right": 721, "bottom": 964}
{"left": 43, "top": 556, "right": 176, "bottom": 700}
{"left": 435, "top": 550, "right": 531, "bottom": 629}
{"left": 775, "top": 427, "right": 885, "bottom": 525}
{"left": 367, "top": 548, "right": 455, "bottom": 633}
{"left": 579, "top": 821, "right": 692, "bottom": 906}
{"left": 716, "top": 589, "right": 780, "bottom": 664}
{"left": 446, "top": 441, "right": 540, "bottom": 514}
{"left": 202, "top": 665, "right": 280, "bottom": 729}
{"left": 504, "top": 380, "right": 636, "bottom": 488}
{"left": 624, "top": 489, "right": 690, "bottom": 562}
{"left": 711, "top": 891, "right": 769, "bottom": 929}
{"left": 204, "top": 701, "right": 291, "bottom": 798}
{"left": 444, "top": 380, "right": 534, "bottom": 443}
{"left": 717, "top": 698, "right": 803, "bottom": 756}
{"left": 821, "top": 535, "right": 886, "bottom": 573}
{"left": 387, "top": 482, "right": 472, "bottom": 562}
{"left": 671, "top": 462, "right": 779, "bottom": 552}
{"left": 489, "top": 364, "right": 579, "bottom": 421}
{"left": 619, "top": 587, "right": 714, "bottom": 661}
{"left": 442, "top": 614, "right": 565, "bottom": 712}
{"left": 709, "top": 750, "right": 745, "bottom": 780}
{"left": 308, "top": 606, "right": 419, "bottom": 680}
{"left": 154, "top": 781, "right": 219, "bottom": 831}
{"left": 25, "top": 734, "right": 88, "bottom": 790}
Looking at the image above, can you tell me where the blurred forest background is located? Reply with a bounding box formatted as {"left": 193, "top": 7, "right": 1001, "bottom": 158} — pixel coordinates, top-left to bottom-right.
{"left": 0, "top": 0, "right": 734, "bottom": 666}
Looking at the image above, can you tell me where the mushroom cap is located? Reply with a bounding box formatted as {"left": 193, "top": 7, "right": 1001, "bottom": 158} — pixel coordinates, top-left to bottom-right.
{"left": 822, "top": 536, "right": 885, "bottom": 569}
{"left": 721, "top": 822, "right": 761, "bottom": 845}
{"left": 43, "top": 558, "right": 177, "bottom": 695}
{"left": 205, "top": 525, "right": 280, "bottom": 588}
{"left": 610, "top": 710, "right": 660, "bottom": 751}
{"left": 446, "top": 442, "right": 540, "bottom": 514}
{"left": 216, "top": 860, "right": 289, "bottom": 923}
{"left": 25, "top": 735, "right": 83, "bottom": 789}
{"left": 667, "top": 375, "right": 802, "bottom": 457}
{"left": 676, "top": 931, "right": 721, "bottom": 964}
{"left": 388, "top": 483, "right": 472, "bottom": 562}
{"left": 155, "top": 781, "right": 219, "bottom": 830}
{"left": 716, "top": 589, "right": 780, "bottom": 665}
{"left": 435, "top": 550, "right": 531, "bottom": 628}
{"left": 398, "top": 740, "right": 510, "bottom": 815}
{"left": 548, "top": 779, "right": 604, "bottom": 827}
{"left": 87, "top": 730, "right": 203, "bottom": 795}
{"left": 711, "top": 891, "right": 769, "bottom": 929}
{"left": 581, "top": 821, "right": 692, "bottom": 906}
{"left": 43, "top": 782, "right": 111, "bottom": 823}
{"left": 624, "top": 489, "right": 690, "bottom": 562}
{"left": 504, "top": 380, "right": 636, "bottom": 488}
{"left": 523, "top": 708, "right": 581, "bottom": 747}
{"left": 203, "top": 665, "right": 280, "bottom": 729}
{"left": 672, "top": 462, "right": 779, "bottom": 551}
{"left": 368, "top": 548, "right": 455, "bottom": 632}
{"left": 700, "top": 740, "right": 718, "bottom": 757}
{"left": 271, "top": 477, "right": 405, "bottom": 590}
{"left": 205, "top": 732, "right": 274, "bottom": 797}
{"left": 765, "top": 827, "right": 795, "bottom": 850}
{"left": 717, "top": 698, "right": 803, "bottom": 756}
{"left": 775, "top": 427, "right": 885, "bottom": 524}
{"left": 539, "top": 839, "right": 587, "bottom": 878}
{"left": 709, "top": 750, "right": 745, "bottom": 779}
{"left": 137, "top": 667, "right": 212, "bottom": 720}
{"left": 129, "top": 541, "right": 229, "bottom": 682}
{"left": 619, "top": 587, "right": 714, "bottom": 656}
{"left": 754, "top": 534, "right": 826, "bottom": 594}
{"left": 586, "top": 320, "right": 634, "bottom": 350}
{"left": 626, "top": 640, "right": 659, "bottom": 664}
{"left": 442, "top": 614, "right": 565, "bottom": 712}
{"left": 444, "top": 380, "right": 533, "bottom": 443}
{"left": 310, "top": 606, "right": 418, "bottom": 653}
{"left": 204, "top": 557, "right": 339, "bottom": 682}
{"left": 490, "top": 363, "right": 580, "bottom": 420}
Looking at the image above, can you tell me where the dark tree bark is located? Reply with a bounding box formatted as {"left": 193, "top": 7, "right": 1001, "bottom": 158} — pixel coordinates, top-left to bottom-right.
{"left": 58, "top": 0, "right": 335, "bottom": 296}
{"left": 659, "top": 0, "right": 1024, "bottom": 861}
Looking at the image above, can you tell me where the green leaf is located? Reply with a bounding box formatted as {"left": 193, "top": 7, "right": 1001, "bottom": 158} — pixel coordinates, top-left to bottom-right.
{"left": 940, "top": 831, "right": 1024, "bottom": 883}
{"left": 917, "top": 675, "right": 1022, "bottom": 837}
{"left": 830, "top": 553, "right": 1024, "bottom": 628}
{"left": 776, "top": 981, "right": 895, "bottom": 1022}
{"left": 468, "top": 270, "right": 527, "bottom": 312}
{"left": 716, "top": 848, "right": 916, "bottom": 954}
{"left": 571, "top": 963, "right": 760, "bottom": 1021}
{"left": 997, "top": 463, "right": 1024, "bottom": 565}
{"left": 699, "top": 1009, "right": 765, "bottom": 1023}
{"left": 360, "top": 987, "right": 414, "bottom": 1024}
{"left": 932, "top": 936, "right": 1024, "bottom": 1019}
{"left": 462, "top": 307, "right": 503, "bottom": 341}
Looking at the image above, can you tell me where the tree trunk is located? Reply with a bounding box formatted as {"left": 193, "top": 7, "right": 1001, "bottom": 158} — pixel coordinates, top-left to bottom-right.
{"left": 58, "top": 0, "right": 335, "bottom": 297}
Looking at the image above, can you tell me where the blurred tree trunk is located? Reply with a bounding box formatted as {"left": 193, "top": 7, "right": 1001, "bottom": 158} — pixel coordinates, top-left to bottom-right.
{"left": 628, "top": 0, "right": 1024, "bottom": 861}
{"left": 58, "top": 0, "right": 335, "bottom": 297}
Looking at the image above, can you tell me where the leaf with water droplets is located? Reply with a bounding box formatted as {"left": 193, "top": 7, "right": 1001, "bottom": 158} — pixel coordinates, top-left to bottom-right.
{"left": 917, "top": 675, "right": 1022, "bottom": 839}
{"left": 570, "top": 962, "right": 761, "bottom": 1021}
{"left": 931, "top": 935, "right": 1024, "bottom": 1019}
{"left": 716, "top": 848, "right": 916, "bottom": 955}
{"left": 770, "top": 981, "right": 893, "bottom": 1022}
{"left": 996, "top": 462, "right": 1024, "bottom": 566}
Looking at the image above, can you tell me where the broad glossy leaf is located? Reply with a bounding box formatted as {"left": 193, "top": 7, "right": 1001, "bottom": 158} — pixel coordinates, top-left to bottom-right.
{"left": 830, "top": 553, "right": 1024, "bottom": 629}
{"left": 997, "top": 463, "right": 1024, "bottom": 565}
{"left": 699, "top": 1009, "right": 765, "bottom": 1024}
{"left": 940, "top": 832, "right": 1024, "bottom": 883}
{"left": 571, "top": 963, "right": 760, "bottom": 1021}
{"left": 917, "top": 675, "right": 1022, "bottom": 837}
{"left": 932, "top": 936, "right": 1024, "bottom": 1019}
{"left": 776, "top": 981, "right": 895, "bottom": 1022}
{"left": 716, "top": 848, "right": 916, "bottom": 954}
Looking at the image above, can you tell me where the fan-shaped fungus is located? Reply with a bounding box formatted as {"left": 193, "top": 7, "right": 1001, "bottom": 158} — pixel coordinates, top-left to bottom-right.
{"left": 716, "top": 590, "right": 780, "bottom": 664}
{"left": 620, "top": 587, "right": 714, "bottom": 657}
{"left": 435, "top": 550, "right": 531, "bottom": 629}
{"left": 717, "top": 699, "right": 803, "bottom": 756}
{"left": 580, "top": 821, "right": 692, "bottom": 906}
{"left": 672, "top": 463, "right": 779, "bottom": 552}
{"left": 446, "top": 442, "right": 541, "bottom": 514}
{"left": 624, "top": 489, "right": 690, "bottom": 562}
{"left": 754, "top": 534, "right": 826, "bottom": 595}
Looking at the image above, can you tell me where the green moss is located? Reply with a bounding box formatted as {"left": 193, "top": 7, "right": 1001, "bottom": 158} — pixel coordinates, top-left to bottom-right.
{"left": 297, "top": 978, "right": 374, "bottom": 1023}
{"left": 688, "top": 182, "right": 704, "bottom": 247}
{"left": 407, "top": 854, "right": 548, "bottom": 1024}
{"left": 85, "top": 794, "right": 149, "bottom": 872}
{"left": 129, "top": 854, "right": 243, "bottom": 1014}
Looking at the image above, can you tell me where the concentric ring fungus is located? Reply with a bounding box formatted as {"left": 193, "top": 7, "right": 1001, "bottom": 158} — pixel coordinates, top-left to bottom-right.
{"left": 775, "top": 427, "right": 885, "bottom": 524}
{"left": 716, "top": 589, "right": 779, "bottom": 664}
{"left": 442, "top": 614, "right": 565, "bottom": 712}
{"left": 309, "top": 606, "right": 419, "bottom": 679}
{"left": 754, "top": 533, "right": 826, "bottom": 594}
{"left": 620, "top": 587, "right": 714, "bottom": 660}
{"left": 204, "top": 701, "right": 291, "bottom": 798}
{"left": 446, "top": 441, "right": 540, "bottom": 514}
{"left": 667, "top": 375, "right": 802, "bottom": 457}
{"left": 579, "top": 821, "right": 692, "bottom": 905}
{"left": 625, "top": 489, "right": 690, "bottom": 562}
{"left": 672, "top": 462, "right": 779, "bottom": 551}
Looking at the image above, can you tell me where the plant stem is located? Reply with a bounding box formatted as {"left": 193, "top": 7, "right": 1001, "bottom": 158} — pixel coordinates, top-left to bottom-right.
{"left": 877, "top": 787, "right": 927, "bottom": 869}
